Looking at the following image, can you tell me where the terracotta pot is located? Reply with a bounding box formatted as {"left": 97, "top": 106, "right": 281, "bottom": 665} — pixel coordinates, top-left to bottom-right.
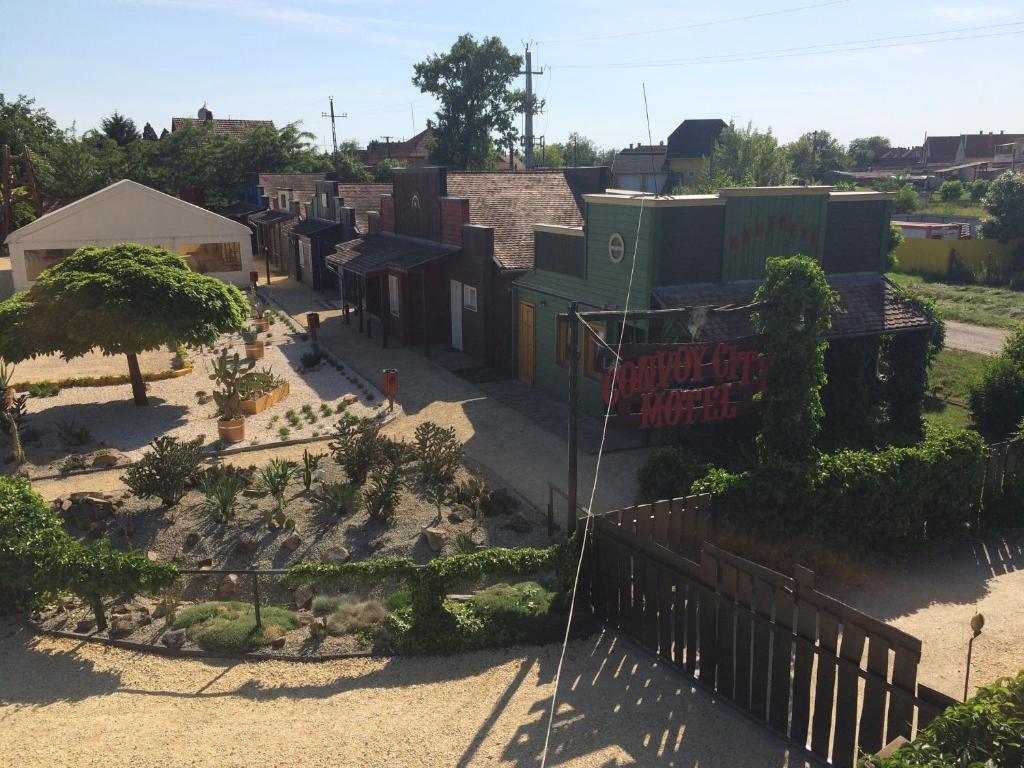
{"left": 253, "top": 317, "right": 270, "bottom": 332}
{"left": 244, "top": 341, "right": 265, "bottom": 360}
{"left": 217, "top": 417, "right": 245, "bottom": 443}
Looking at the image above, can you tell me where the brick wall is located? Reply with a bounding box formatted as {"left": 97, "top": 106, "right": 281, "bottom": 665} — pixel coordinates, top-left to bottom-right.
{"left": 380, "top": 195, "right": 395, "bottom": 232}
{"left": 440, "top": 197, "right": 470, "bottom": 246}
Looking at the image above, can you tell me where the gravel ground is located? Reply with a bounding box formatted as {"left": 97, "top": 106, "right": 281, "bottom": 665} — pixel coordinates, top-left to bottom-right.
{"left": 943, "top": 320, "right": 1009, "bottom": 356}
{"left": 14, "top": 323, "right": 383, "bottom": 473}
{"left": 9, "top": 347, "right": 177, "bottom": 384}
{"left": 0, "top": 622, "right": 809, "bottom": 768}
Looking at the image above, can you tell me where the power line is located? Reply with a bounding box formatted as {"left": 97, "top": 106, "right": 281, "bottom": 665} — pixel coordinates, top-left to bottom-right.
{"left": 539, "top": 0, "right": 849, "bottom": 43}
{"left": 550, "top": 21, "right": 1024, "bottom": 70}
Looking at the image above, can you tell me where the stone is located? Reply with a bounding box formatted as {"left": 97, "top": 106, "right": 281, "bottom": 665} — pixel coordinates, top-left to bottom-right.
{"left": 91, "top": 452, "right": 124, "bottom": 468}
{"left": 161, "top": 628, "right": 187, "bottom": 650}
{"left": 321, "top": 545, "right": 351, "bottom": 565}
{"left": 271, "top": 636, "right": 287, "bottom": 649}
{"left": 293, "top": 584, "right": 315, "bottom": 609}
{"left": 242, "top": 488, "right": 264, "bottom": 498}
{"left": 421, "top": 526, "right": 447, "bottom": 552}
{"left": 365, "top": 536, "right": 385, "bottom": 553}
{"left": 108, "top": 614, "right": 136, "bottom": 638}
{"left": 296, "top": 610, "right": 313, "bottom": 627}
{"left": 342, "top": 393, "right": 359, "bottom": 405}
{"left": 504, "top": 513, "right": 533, "bottom": 534}
{"left": 69, "top": 494, "right": 115, "bottom": 530}
{"left": 235, "top": 533, "right": 258, "bottom": 554}
{"left": 147, "top": 550, "right": 160, "bottom": 562}
{"left": 151, "top": 601, "right": 168, "bottom": 620}
{"left": 217, "top": 574, "right": 239, "bottom": 598}
{"left": 184, "top": 531, "right": 201, "bottom": 548}
{"left": 308, "top": 617, "right": 328, "bottom": 639}
{"left": 281, "top": 533, "right": 302, "bottom": 552}
{"left": 75, "top": 618, "right": 97, "bottom": 633}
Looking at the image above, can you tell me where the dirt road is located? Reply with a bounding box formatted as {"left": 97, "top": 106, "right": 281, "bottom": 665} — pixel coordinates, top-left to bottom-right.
{"left": 0, "top": 623, "right": 808, "bottom": 768}
{"left": 943, "top": 320, "right": 1009, "bottom": 356}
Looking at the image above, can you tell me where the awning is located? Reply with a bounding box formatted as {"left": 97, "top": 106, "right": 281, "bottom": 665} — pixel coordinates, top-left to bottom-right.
{"left": 652, "top": 273, "right": 933, "bottom": 341}
{"left": 327, "top": 234, "right": 457, "bottom": 276}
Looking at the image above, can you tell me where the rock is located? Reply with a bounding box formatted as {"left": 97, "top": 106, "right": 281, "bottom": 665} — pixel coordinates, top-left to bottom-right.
{"left": 236, "top": 533, "right": 258, "bottom": 554}
{"left": 271, "top": 636, "right": 287, "bottom": 649}
{"left": 151, "top": 601, "right": 168, "bottom": 620}
{"left": 69, "top": 494, "right": 115, "bottom": 529}
{"left": 447, "top": 509, "right": 464, "bottom": 523}
{"left": 504, "top": 513, "right": 533, "bottom": 534}
{"left": 293, "top": 584, "right": 315, "bottom": 609}
{"left": 308, "top": 617, "right": 328, "bottom": 639}
{"left": 195, "top": 556, "right": 213, "bottom": 568}
{"left": 75, "top": 618, "right": 97, "bottom": 633}
{"left": 161, "top": 628, "right": 186, "bottom": 650}
{"left": 91, "top": 452, "right": 124, "bottom": 468}
{"left": 342, "top": 393, "right": 359, "bottom": 405}
{"left": 281, "top": 533, "right": 302, "bottom": 552}
{"left": 421, "top": 526, "right": 447, "bottom": 552}
{"left": 296, "top": 609, "right": 313, "bottom": 627}
{"left": 147, "top": 550, "right": 160, "bottom": 562}
{"left": 126, "top": 600, "right": 151, "bottom": 617}
{"left": 321, "top": 545, "right": 351, "bottom": 565}
{"left": 135, "top": 614, "right": 152, "bottom": 628}
{"left": 184, "top": 531, "right": 200, "bottom": 548}
{"left": 365, "top": 536, "right": 385, "bottom": 553}
{"left": 242, "top": 488, "right": 264, "bottom": 498}
{"left": 108, "top": 614, "right": 136, "bottom": 638}
{"left": 217, "top": 574, "right": 239, "bottom": 598}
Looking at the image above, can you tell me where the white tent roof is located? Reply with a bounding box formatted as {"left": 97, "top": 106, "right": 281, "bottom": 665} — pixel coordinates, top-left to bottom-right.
{"left": 4, "top": 179, "right": 251, "bottom": 246}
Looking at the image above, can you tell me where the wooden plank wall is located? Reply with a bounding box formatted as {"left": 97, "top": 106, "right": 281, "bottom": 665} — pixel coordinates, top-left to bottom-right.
{"left": 587, "top": 499, "right": 955, "bottom": 768}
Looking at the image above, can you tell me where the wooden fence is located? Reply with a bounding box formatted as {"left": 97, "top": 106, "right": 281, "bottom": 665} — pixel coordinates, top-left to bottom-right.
{"left": 579, "top": 496, "right": 958, "bottom": 768}
{"left": 982, "top": 440, "right": 1022, "bottom": 507}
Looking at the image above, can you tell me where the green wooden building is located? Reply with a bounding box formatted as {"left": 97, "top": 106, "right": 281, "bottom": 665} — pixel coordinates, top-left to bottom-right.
{"left": 512, "top": 186, "right": 934, "bottom": 417}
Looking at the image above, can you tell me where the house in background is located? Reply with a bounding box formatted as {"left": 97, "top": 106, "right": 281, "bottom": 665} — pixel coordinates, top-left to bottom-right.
{"left": 665, "top": 119, "right": 727, "bottom": 183}
{"left": 328, "top": 166, "right": 608, "bottom": 370}
{"left": 358, "top": 128, "right": 433, "bottom": 168}
{"left": 611, "top": 143, "right": 668, "bottom": 193}
{"left": 171, "top": 104, "right": 274, "bottom": 139}
{"left": 4, "top": 179, "right": 253, "bottom": 291}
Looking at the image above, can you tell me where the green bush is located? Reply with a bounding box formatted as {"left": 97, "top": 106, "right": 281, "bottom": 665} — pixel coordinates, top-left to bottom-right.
{"left": 893, "top": 184, "right": 919, "bottom": 214}
{"left": 938, "top": 179, "right": 964, "bottom": 202}
{"left": 861, "top": 669, "right": 1024, "bottom": 767}
{"left": 636, "top": 445, "right": 709, "bottom": 503}
{"left": 968, "top": 178, "right": 991, "bottom": 202}
{"left": 458, "top": 581, "right": 566, "bottom": 648}
{"left": 969, "top": 328, "right": 1024, "bottom": 441}
{"left": 692, "top": 427, "right": 986, "bottom": 551}
{"left": 363, "top": 462, "right": 406, "bottom": 523}
{"left": 173, "top": 601, "right": 297, "bottom": 652}
{"left": 329, "top": 415, "right": 382, "bottom": 484}
{"left": 122, "top": 435, "right": 205, "bottom": 507}
{"left": 414, "top": 421, "right": 465, "bottom": 485}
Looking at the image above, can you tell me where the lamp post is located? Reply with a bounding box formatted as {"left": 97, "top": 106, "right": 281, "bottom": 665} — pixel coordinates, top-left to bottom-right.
{"left": 963, "top": 612, "right": 984, "bottom": 701}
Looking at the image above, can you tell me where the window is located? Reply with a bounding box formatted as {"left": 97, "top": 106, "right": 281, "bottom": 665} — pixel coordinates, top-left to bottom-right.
{"left": 23, "top": 248, "right": 76, "bottom": 281}
{"left": 388, "top": 274, "right": 400, "bottom": 316}
{"left": 583, "top": 322, "right": 607, "bottom": 380}
{"left": 278, "top": 192, "right": 288, "bottom": 209}
{"left": 608, "top": 233, "right": 625, "bottom": 263}
{"left": 463, "top": 284, "right": 478, "bottom": 311}
{"left": 300, "top": 240, "right": 311, "bottom": 269}
{"left": 177, "top": 242, "right": 242, "bottom": 273}
{"left": 320, "top": 192, "right": 328, "bottom": 208}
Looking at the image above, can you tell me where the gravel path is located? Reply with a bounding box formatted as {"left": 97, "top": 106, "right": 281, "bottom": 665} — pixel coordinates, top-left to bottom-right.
{"left": 943, "top": 320, "right": 1009, "bottom": 356}
{"left": 0, "top": 622, "right": 808, "bottom": 768}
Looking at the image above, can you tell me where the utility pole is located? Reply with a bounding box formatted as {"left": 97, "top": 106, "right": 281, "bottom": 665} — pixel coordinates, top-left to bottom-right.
{"left": 520, "top": 44, "right": 543, "bottom": 170}
{"left": 321, "top": 96, "right": 347, "bottom": 155}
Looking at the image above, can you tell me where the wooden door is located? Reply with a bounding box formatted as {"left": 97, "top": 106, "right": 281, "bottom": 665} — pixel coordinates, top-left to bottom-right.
{"left": 518, "top": 300, "right": 535, "bottom": 386}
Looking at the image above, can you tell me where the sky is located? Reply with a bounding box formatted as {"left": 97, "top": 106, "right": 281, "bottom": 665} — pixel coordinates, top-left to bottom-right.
{"left": 4, "top": 0, "right": 1024, "bottom": 153}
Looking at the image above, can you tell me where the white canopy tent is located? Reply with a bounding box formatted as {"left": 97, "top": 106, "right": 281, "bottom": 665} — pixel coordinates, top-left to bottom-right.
{"left": 4, "top": 179, "right": 254, "bottom": 291}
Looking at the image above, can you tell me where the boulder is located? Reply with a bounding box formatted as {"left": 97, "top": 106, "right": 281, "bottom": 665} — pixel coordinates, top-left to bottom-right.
{"left": 91, "top": 452, "right": 124, "bottom": 468}
{"left": 217, "top": 574, "right": 239, "bottom": 598}
{"left": 184, "top": 531, "right": 201, "bottom": 548}
{"left": 75, "top": 617, "right": 97, "bottom": 633}
{"left": 69, "top": 494, "right": 114, "bottom": 530}
{"left": 504, "top": 513, "right": 533, "bottom": 534}
{"left": 321, "top": 545, "right": 351, "bottom": 565}
{"left": 108, "top": 614, "right": 136, "bottom": 638}
{"left": 271, "top": 636, "right": 287, "bottom": 649}
{"left": 146, "top": 550, "right": 161, "bottom": 562}
{"left": 280, "top": 533, "right": 302, "bottom": 552}
{"left": 161, "top": 628, "right": 187, "bottom": 651}
{"left": 421, "top": 526, "right": 447, "bottom": 553}
{"left": 235, "top": 533, "right": 258, "bottom": 554}
{"left": 151, "top": 601, "right": 168, "bottom": 620}
{"left": 342, "top": 393, "right": 359, "bottom": 405}
{"left": 308, "top": 617, "right": 328, "bottom": 639}
{"left": 296, "top": 609, "right": 313, "bottom": 627}
{"left": 293, "top": 584, "right": 315, "bottom": 609}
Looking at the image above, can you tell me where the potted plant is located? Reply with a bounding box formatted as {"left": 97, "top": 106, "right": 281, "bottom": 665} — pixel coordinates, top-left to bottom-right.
{"left": 239, "top": 367, "right": 290, "bottom": 414}
{"left": 300, "top": 346, "right": 323, "bottom": 373}
{"left": 249, "top": 286, "right": 270, "bottom": 332}
{"left": 209, "top": 350, "right": 247, "bottom": 442}
{"left": 242, "top": 329, "right": 264, "bottom": 360}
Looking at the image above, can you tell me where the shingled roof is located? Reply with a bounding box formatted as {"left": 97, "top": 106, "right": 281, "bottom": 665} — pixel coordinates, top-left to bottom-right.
{"left": 328, "top": 233, "right": 456, "bottom": 275}
{"left": 446, "top": 171, "right": 586, "bottom": 271}
{"left": 652, "top": 274, "right": 933, "bottom": 341}
{"left": 923, "top": 136, "right": 961, "bottom": 165}
{"left": 171, "top": 117, "right": 275, "bottom": 140}
{"left": 666, "top": 119, "right": 726, "bottom": 160}
{"left": 962, "top": 132, "right": 1024, "bottom": 161}
{"left": 335, "top": 183, "right": 391, "bottom": 233}
{"left": 611, "top": 145, "right": 668, "bottom": 176}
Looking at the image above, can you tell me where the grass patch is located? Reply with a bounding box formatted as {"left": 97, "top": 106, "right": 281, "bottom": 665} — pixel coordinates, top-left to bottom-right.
{"left": 172, "top": 601, "right": 298, "bottom": 652}
{"left": 919, "top": 199, "right": 988, "bottom": 218}
{"left": 889, "top": 272, "right": 1024, "bottom": 330}
{"left": 453, "top": 581, "right": 567, "bottom": 648}
{"left": 923, "top": 348, "right": 986, "bottom": 432}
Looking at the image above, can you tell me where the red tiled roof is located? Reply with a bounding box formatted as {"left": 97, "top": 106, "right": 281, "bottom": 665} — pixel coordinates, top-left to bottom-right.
{"left": 171, "top": 117, "right": 274, "bottom": 140}
{"left": 335, "top": 183, "right": 391, "bottom": 233}
{"left": 361, "top": 129, "right": 433, "bottom": 165}
{"left": 446, "top": 171, "right": 585, "bottom": 271}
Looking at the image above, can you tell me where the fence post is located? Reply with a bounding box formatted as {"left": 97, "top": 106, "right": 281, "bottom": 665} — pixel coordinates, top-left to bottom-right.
{"left": 251, "top": 569, "right": 262, "bottom": 629}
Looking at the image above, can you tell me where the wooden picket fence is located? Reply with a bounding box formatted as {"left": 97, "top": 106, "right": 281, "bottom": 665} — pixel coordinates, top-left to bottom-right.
{"left": 579, "top": 496, "right": 958, "bottom": 768}
{"left": 982, "top": 440, "right": 1022, "bottom": 506}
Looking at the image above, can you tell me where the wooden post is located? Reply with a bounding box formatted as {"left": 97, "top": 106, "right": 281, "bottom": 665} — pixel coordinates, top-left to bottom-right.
{"left": 251, "top": 569, "right": 262, "bottom": 629}
{"left": 567, "top": 301, "right": 580, "bottom": 538}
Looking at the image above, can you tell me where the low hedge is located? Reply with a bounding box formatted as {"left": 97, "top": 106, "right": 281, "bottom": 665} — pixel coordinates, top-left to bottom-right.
{"left": 0, "top": 476, "right": 178, "bottom": 624}
{"left": 861, "top": 669, "right": 1024, "bottom": 767}
{"left": 691, "top": 427, "right": 986, "bottom": 551}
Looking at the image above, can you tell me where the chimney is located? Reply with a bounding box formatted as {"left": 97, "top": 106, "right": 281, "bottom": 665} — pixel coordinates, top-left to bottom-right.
{"left": 629, "top": 143, "right": 633, "bottom": 150}
{"left": 659, "top": 140, "right": 664, "bottom": 146}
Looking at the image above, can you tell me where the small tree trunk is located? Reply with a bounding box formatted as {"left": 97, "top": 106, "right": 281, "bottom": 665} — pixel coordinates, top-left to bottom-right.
{"left": 91, "top": 595, "right": 107, "bottom": 632}
{"left": 126, "top": 353, "right": 148, "bottom": 406}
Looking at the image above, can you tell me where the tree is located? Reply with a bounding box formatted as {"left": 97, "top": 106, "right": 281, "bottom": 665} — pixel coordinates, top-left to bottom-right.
{"left": 938, "top": 179, "right": 964, "bottom": 202}
{"left": 893, "top": 184, "right": 919, "bottom": 214}
{"left": 142, "top": 122, "right": 158, "bottom": 141}
{"left": 0, "top": 94, "right": 59, "bottom": 156}
{"left": 562, "top": 132, "right": 614, "bottom": 166}
{"left": 787, "top": 130, "right": 849, "bottom": 181}
{"left": 709, "top": 121, "right": 791, "bottom": 187}
{"left": 333, "top": 151, "right": 370, "bottom": 182}
{"left": 373, "top": 159, "right": 406, "bottom": 182}
{"left": 0, "top": 244, "right": 248, "bottom": 405}
{"left": 537, "top": 141, "right": 565, "bottom": 168}
{"left": 413, "top": 34, "right": 524, "bottom": 170}
{"left": 979, "top": 170, "right": 1024, "bottom": 243}
{"left": 101, "top": 112, "right": 139, "bottom": 147}
{"left": 848, "top": 136, "right": 891, "bottom": 169}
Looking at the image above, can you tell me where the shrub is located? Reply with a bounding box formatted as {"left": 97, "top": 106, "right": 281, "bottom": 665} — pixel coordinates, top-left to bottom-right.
{"left": 969, "top": 328, "right": 1024, "bottom": 442}
{"left": 414, "top": 421, "right": 464, "bottom": 485}
{"left": 300, "top": 449, "right": 326, "bottom": 491}
{"left": 363, "top": 462, "right": 406, "bottom": 523}
{"left": 194, "top": 467, "right": 244, "bottom": 524}
{"left": 59, "top": 454, "right": 88, "bottom": 474}
{"left": 315, "top": 481, "right": 360, "bottom": 517}
{"left": 56, "top": 418, "right": 92, "bottom": 447}
{"left": 324, "top": 598, "right": 387, "bottom": 636}
{"left": 255, "top": 459, "right": 297, "bottom": 530}
{"left": 461, "top": 581, "right": 565, "bottom": 648}
{"left": 27, "top": 382, "right": 60, "bottom": 398}
{"left": 172, "top": 601, "right": 298, "bottom": 652}
{"left": 968, "top": 178, "right": 990, "bottom": 202}
{"left": 938, "top": 179, "right": 964, "bottom": 202}
{"left": 300, "top": 347, "right": 323, "bottom": 368}
{"left": 122, "top": 436, "right": 205, "bottom": 507}
{"left": 893, "top": 184, "right": 919, "bottom": 213}
{"left": 861, "top": 669, "right": 1024, "bottom": 767}
{"left": 636, "top": 446, "right": 708, "bottom": 503}
{"left": 329, "top": 416, "right": 382, "bottom": 484}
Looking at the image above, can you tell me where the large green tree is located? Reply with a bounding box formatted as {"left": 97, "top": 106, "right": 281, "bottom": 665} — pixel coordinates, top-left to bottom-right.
{"left": 0, "top": 244, "right": 248, "bottom": 405}
{"left": 787, "top": 130, "right": 849, "bottom": 181}
{"left": 707, "top": 121, "right": 791, "bottom": 187}
{"left": 100, "top": 111, "right": 139, "bottom": 146}
{"left": 413, "top": 34, "right": 524, "bottom": 170}
{"left": 848, "top": 135, "right": 891, "bottom": 169}
{"left": 979, "top": 170, "right": 1024, "bottom": 243}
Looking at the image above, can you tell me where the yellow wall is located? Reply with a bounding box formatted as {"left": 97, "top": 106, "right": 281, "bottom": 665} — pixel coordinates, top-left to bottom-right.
{"left": 894, "top": 237, "right": 1014, "bottom": 275}
{"left": 668, "top": 157, "right": 709, "bottom": 182}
